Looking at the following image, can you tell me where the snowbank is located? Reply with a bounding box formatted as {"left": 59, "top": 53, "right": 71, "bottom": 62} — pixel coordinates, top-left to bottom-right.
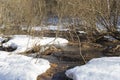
{"left": 66, "top": 57, "right": 120, "bottom": 80}
{"left": 2, "top": 35, "right": 68, "bottom": 53}
{"left": 0, "top": 51, "right": 50, "bottom": 80}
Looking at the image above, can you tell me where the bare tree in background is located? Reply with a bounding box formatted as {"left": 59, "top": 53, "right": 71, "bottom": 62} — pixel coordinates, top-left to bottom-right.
{"left": 0, "top": 0, "right": 120, "bottom": 41}
{"left": 55, "top": 0, "right": 120, "bottom": 42}
{"left": 0, "top": 0, "right": 46, "bottom": 34}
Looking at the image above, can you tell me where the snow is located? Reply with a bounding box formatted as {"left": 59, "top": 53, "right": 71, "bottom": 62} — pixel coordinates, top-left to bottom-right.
{"left": 47, "top": 25, "right": 68, "bottom": 31}
{"left": 31, "top": 26, "right": 47, "bottom": 31}
{"left": 2, "top": 35, "right": 68, "bottom": 53}
{"left": 0, "top": 51, "right": 50, "bottom": 80}
{"left": 21, "top": 25, "right": 69, "bottom": 31}
{"left": 0, "top": 36, "right": 8, "bottom": 46}
{"left": 96, "top": 23, "right": 107, "bottom": 32}
{"left": 66, "top": 57, "right": 120, "bottom": 80}
{"left": 78, "top": 31, "right": 86, "bottom": 34}
{"left": 0, "top": 35, "right": 70, "bottom": 80}
{"left": 104, "top": 36, "right": 116, "bottom": 41}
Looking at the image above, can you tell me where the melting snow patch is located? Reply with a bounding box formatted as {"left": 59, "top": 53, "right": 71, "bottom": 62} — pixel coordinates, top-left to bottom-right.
{"left": 2, "top": 35, "right": 68, "bottom": 53}
{"left": 0, "top": 51, "right": 50, "bottom": 80}
{"left": 21, "top": 25, "right": 69, "bottom": 31}
{"left": 66, "top": 57, "right": 120, "bottom": 80}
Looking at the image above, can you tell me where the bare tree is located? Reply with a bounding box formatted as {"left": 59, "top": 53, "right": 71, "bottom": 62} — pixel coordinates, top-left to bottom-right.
{"left": 0, "top": 0, "right": 46, "bottom": 34}
{"left": 55, "top": 0, "right": 120, "bottom": 42}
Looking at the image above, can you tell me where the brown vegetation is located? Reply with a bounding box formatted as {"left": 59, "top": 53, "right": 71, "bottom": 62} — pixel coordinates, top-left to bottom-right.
{"left": 1, "top": 0, "right": 120, "bottom": 41}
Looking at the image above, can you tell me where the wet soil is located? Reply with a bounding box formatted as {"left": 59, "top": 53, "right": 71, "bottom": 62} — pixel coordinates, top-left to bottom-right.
{"left": 37, "top": 42, "right": 104, "bottom": 80}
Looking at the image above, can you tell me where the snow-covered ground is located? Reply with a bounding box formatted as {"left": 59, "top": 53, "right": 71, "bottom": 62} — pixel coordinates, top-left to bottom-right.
{"left": 21, "top": 25, "right": 69, "bottom": 31}
{"left": 2, "top": 35, "right": 68, "bottom": 53}
{"left": 0, "top": 51, "right": 50, "bottom": 80}
{"left": 66, "top": 57, "right": 120, "bottom": 80}
{"left": 0, "top": 35, "right": 69, "bottom": 80}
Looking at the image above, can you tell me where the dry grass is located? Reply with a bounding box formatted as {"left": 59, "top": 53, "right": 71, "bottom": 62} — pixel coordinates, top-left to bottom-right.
{"left": 41, "top": 45, "right": 61, "bottom": 55}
